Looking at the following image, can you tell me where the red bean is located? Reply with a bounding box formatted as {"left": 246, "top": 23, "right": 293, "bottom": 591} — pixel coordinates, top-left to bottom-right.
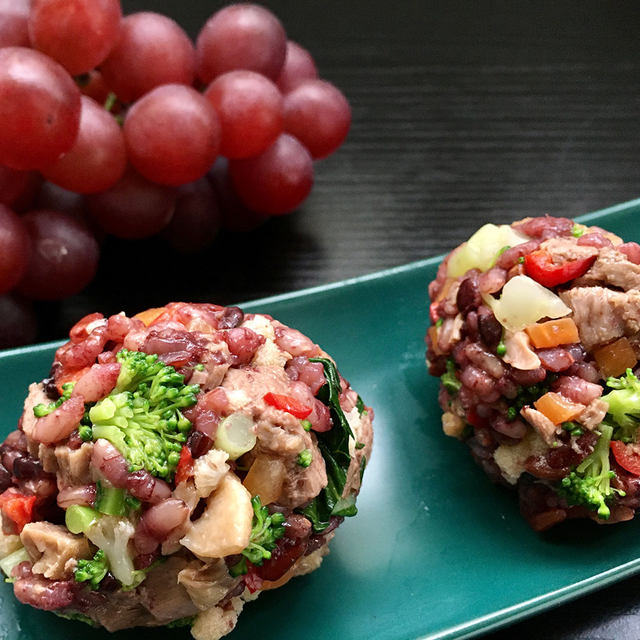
{"left": 456, "top": 275, "right": 481, "bottom": 315}
{"left": 223, "top": 327, "right": 265, "bottom": 364}
{"left": 577, "top": 232, "right": 612, "bottom": 248}
{"left": 536, "top": 348, "right": 574, "bottom": 372}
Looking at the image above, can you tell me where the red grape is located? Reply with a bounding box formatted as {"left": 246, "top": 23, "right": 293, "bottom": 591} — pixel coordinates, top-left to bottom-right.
{"left": 196, "top": 3, "right": 286, "bottom": 84}
{"left": 0, "top": 166, "right": 38, "bottom": 209}
{"left": 0, "top": 295, "right": 37, "bottom": 349}
{"left": 17, "top": 210, "right": 99, "bottom": 300}
{"left": 283, "top": 80, "right": 351, "bottom": 159}
{"left": 162, "top": 178, "right": 221, "bottom": 252}
{"left": 36, "top": 181, "right": 106, "bottom": 242}
{"left": 87, "top": 169, "right": 176, "bottom": 239}
{"left": 0, "top": 204, "right": 31, "bottom": 294}
{"left": 101, "top": 12, "right": 195, "bottom": 103}
{"left": 29, "top": 0, "right": 122, "bottom": 75}
{"left": 43, "top": 96, "right": 126, "bottom": 194}
{"left": 229, "top": 134, "right": 313, "bottom": 215}
{"left": 124, "top": 84, "right": 220, "bottom": 186}
{"left": 0, "top": 0, "right": 30, "bottom": 48}
{"left": 205, "top": 71, "right": 283, "bottom": 159}
{"left": 77, "top": 70, "right": 112, "bottom": 105}
{"left": 36, "top": 182, "right": 84, "bottom": 216}
{"left": 276, "top": 41, "right": 318, "bottom": 94}
{"left": 208, "top": 158, "right": 269, "bottom": 232}
{"left": 0, "top": 47, "right": 81, "bottom": 170}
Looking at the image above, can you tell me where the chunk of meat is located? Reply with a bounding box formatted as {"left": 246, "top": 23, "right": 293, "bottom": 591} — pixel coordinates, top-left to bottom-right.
{"left": 177, "top": 558, "right": 239, "bottom": 610}
{"left": 520, "top": 407, "right": 560, "bottom": 446}
{"left": 575, "top": 247, "right": 640, "bottom": 290}
{"left": 344, "top": 406, "right": 373, "bottom": 498}
{"left": 137, "top": 556, "right": 199, "bottom": 623}
{"left": 540, "top": 237, "right": 599, "bottom": 263}
{"left": 560, "top": 287, "right": 640, "bottom": 350}
{"left": 54, "top": 442, "right": 93, "bottom": 489}
{"left": 20, "top": 522, "right": 90, "bottom": 580}
{"left": 576, "top": 398, "right": 609, "bottom": 431}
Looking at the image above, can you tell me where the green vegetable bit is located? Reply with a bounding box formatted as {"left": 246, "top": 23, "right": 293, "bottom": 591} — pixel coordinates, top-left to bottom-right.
{"left": 33, "top": 382, "right": 74, "bottom": 417}
{"left": 496, "top": 341, "right": 507, "bottom": 357}
{"left": 167, "top": 617, "right": 197, "bottom": 628}
{"left": 440, "top": 358, "right": 461, "bottom": 394}
{"left": 602, "top": 368, "right": 640, "bottom": 443}
{"left": 78, "top": 425, "right": 93, "bottom": 441}
{"left": 297, "top": 449, "right": 312, "bottom": 468}
{"left": 230, "top": 496, "right": 286, "bottom": 576}
{"left": 572, "top": 223, "right": 585, "bottom": 238}
{"left": 301, "top": 419, "right": 312, "bottom": 432}
{"left": 75, "top": 549, "right": 109, "bottom": 590}
{"left": 300, "top": 357, "right": 358, "bottom": 532}
{"left": 355, "top": 395, "right": 368, "bottom": 416}
{"left": 89, "top": 349, "right": 200, "bottom": 480}
{"left": 557, "top": 424, "right": 625, "bottom": 519}
{"left": 562, "top": 421, "right": 583, "bottom": 437}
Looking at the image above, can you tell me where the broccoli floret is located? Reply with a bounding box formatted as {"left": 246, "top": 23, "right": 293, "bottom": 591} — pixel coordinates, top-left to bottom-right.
{"left": 558, "top": 424, "right": 624, "bottom": 519}
{"left": 230, "top": 496, "right": 286, "bottom": 576}
{"left": 74, "top": 549, "right": 109, "bottom": 590}
{"left": 602, "top": 368, "right": 640, "bottom": 442}
{"left": 89, "top": 349, "right": 200, "bottom": 480}
{"left": 33, "top": 382, "right": 74, "bottom": 417}
{"left": 85, "top": 515, "right": 139, "bottom": 588}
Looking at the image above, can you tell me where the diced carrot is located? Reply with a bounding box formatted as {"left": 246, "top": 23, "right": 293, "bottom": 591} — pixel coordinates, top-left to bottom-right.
{"left": 534, "top": 391, "right": 585, "bottom": 425}
{"left": 593, "top": 337, "right": 638, "bottom": 378}
{"left": 133, "top": 307, "right": 167, "bottom": 327}
{"left": 56, "top": 366, "right": 90, "bottom": 395}
{"left": 427, "top": 325, "right": 443, "bottom": 356}
{"left": 524, "top": 318, "right": 580, "bottom": 349}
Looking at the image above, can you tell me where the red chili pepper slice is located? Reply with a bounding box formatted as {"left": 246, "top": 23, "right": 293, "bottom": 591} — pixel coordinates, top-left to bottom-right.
{"left": 0, "top": 488, "right": 36, "bottom": 533}
{"left": 174, "top": 445, "right": 194, "bottom": 485}
{"left": 611, "top": 440, "right": 640, "bottom": 476}
{"left": 524, "top": 249, "right": 596, "bottom": 288}
{"left": 263, "top": 392, "right": 312, "bottom": 419}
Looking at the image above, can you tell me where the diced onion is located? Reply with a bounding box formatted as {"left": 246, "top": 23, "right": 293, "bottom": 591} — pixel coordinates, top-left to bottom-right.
{"left": 483, "top": 275, "right": 571, "bottom": 332}
{"left": 214, "top": 413, "right": 256, "bottom": 460}
{"left": 447, "top": 224, "right": 530, "bottom": 277}
{"left": 243, "top": 455, "right": 286, "bottom": 505}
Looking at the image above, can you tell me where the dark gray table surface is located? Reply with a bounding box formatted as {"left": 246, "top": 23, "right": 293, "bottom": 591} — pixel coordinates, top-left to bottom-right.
{"left": 35, "top": 1, "right": 640, "bottom": 638}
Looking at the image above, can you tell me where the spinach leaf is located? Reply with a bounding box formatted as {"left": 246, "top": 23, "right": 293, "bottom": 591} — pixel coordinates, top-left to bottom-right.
{"left": 300, "top": 358, "right": 358, "bottom": 532}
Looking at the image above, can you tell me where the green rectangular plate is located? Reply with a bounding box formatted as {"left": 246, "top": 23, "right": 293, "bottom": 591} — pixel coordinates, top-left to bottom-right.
{"left": 2, "top": 199, "right": 640, "bottom": 640}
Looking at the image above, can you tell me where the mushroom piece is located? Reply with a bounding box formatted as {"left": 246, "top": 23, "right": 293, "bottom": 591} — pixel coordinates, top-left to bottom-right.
{"left": 180, "top": 473, "right": 253, "bottom": 558}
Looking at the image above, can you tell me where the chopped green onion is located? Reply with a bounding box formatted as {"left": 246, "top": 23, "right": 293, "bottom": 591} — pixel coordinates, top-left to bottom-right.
{"left": 297, "top": 449, "right": 312, "bottom": 468}
{"left": 78, "top": 425, "right": 93, "bottom": 441}
{"left": 301, "top": 419, "right": 312, "bottom": 432}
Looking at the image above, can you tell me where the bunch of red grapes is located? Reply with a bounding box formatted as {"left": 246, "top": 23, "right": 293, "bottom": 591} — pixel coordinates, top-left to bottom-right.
{"left": 0, "top": 0, "right": 351, "bottom": 347}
